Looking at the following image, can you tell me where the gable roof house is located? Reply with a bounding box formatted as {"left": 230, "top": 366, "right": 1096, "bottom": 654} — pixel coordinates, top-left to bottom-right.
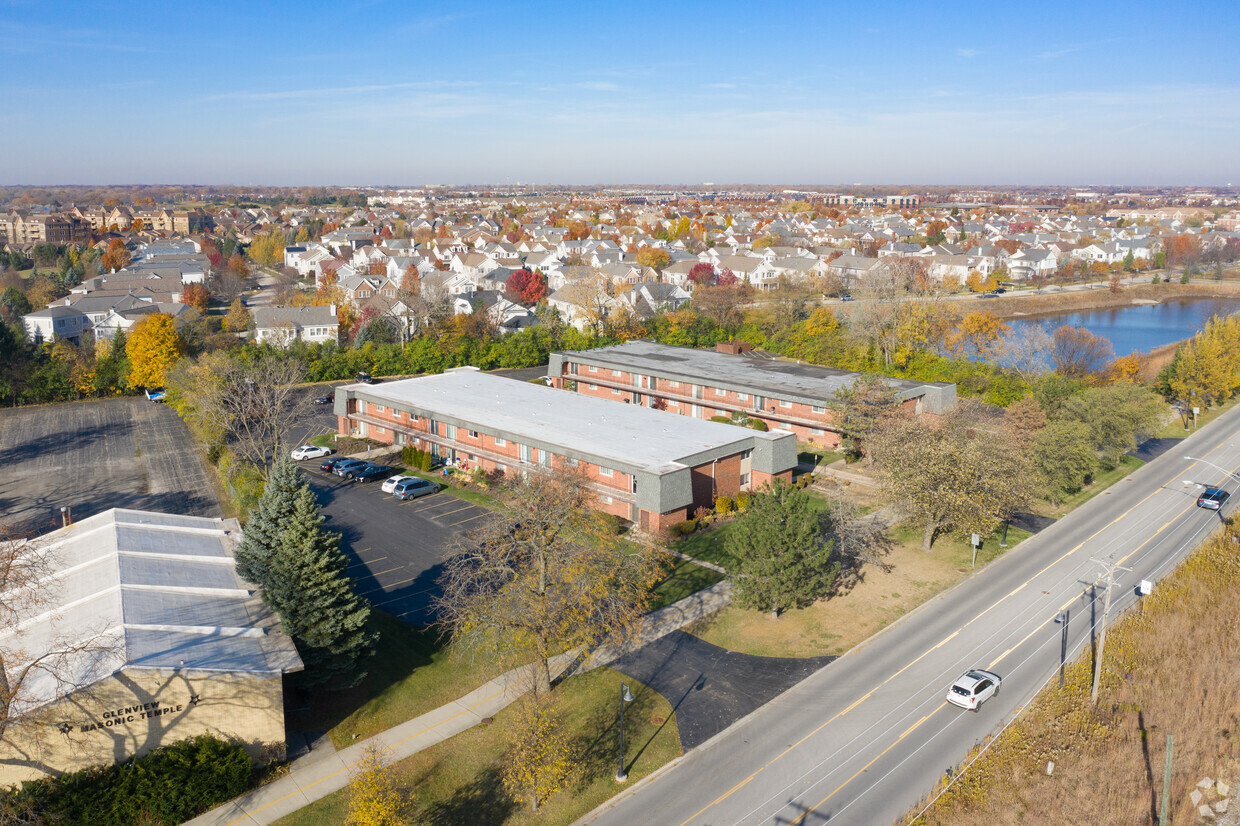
{"left": 253, "top": 305, "right": 340, "bottom": 347}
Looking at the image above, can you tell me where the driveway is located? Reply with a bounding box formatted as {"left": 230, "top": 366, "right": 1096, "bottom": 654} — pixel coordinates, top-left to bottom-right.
{"left": 609, "top": 630, "right": 834, "bottom": 749}
{"left": 0, "top": 397, "right": 221, "bottom": 536}
{"left": 300, "top": 465, "right": 496, "bottom": 624}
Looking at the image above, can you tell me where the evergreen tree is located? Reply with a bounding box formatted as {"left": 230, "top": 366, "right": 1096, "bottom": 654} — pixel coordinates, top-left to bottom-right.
{"left": 235, "top": 454, "right": 302, "bottom": 589}
{"left": 724, "top": 482, "right": 838, "bottom": 618}
{"left": 268, "top": 486, "right": 375, "bottom": 687}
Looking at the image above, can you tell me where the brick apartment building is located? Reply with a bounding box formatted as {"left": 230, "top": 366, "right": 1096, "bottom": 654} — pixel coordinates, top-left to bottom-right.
{"left": 333, "top": 368, "right": 797, "bottom": 533}
{"left": 547, "top": 340, "right": 956, "bottom": 448}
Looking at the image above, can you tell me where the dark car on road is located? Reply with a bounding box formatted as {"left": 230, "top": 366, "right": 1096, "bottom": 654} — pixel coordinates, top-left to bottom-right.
{"left": 352, "top": 463, "right": 395, "bottom": 483}
{"left": 355, "top": 372, "right": 377, "bottom": 384}
{"left": 320, "top": 456, "right": 349, "bottom": 473}
{"left": 332, "top": 459, "right": 369, "bottom": 478}
{"left": 1197, "top": 487, "right": 1230, "bottom": 510}
{"left": 312, "top": 394, "right": 333, "bottom": 405}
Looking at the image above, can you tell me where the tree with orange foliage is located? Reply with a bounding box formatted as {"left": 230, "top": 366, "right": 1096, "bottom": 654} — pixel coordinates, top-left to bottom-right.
{"left": 100, "top": 239, "right": 131, "bottom": 273}
{"left": 1051, "top": 325, "right": 1114, "bottom": 382}
{"left": 1108, "top": 352, "right": 1146, "bottom": 384}
{"left": 182, "top": 282, "right": 211, "bottom": 314}
{"left": 635, "top": 247, "right": 670, "bottom": 270}
{"left": 1164, "top": 235, "right": 1201, "bottom": 268}
{"left": 948, "top": 311, "right": 1010, "bottom": 361}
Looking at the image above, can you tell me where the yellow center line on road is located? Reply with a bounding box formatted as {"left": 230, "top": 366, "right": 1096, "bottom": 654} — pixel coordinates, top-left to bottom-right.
{"left": 678, "top": 455, "right": 1229, "bottom": 826}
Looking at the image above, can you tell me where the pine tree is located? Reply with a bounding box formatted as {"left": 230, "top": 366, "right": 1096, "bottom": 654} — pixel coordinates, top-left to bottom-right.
{"left": 235, "top": 454, "right": 302, "bottom": 590}
{"left": 269, "top": 486, "right": 375, "bottom": 687}
{"left": 724, "top": 481, "right": 838, "bottom": 619}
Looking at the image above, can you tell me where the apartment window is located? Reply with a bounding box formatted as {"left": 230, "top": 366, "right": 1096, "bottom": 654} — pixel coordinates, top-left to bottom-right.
{"left": 520, "top": 444, "right": 531, "bottom": 462}
{"left": 740, "top": 472, "right": 750, "bottom": 487}
{"left": 494, "top": 436, "right": 506, "bottom": 447}
{"left": 589, "top": 365, "right": 598, "bottom": 372}
{"left": 737, "top": 392, "right": 749, "bottom": 401}
{"left": 598, "top": 466, "right": 614, "bottom": 477}
{"left": 780, "top": 399, "right": 793, "bottom": 408}
{"left": 375, "top": 404, "right": 385, "bottom": 413}
{"left": 588, "top": 383, "right": 598, "bottom": 390}
{"left": 468, "top": 430, "right": 479, "bottom": 439}
{"left": 669, "top": 400, "right": 679, "bottom": 407}
{"left": 668, "top": 380, "right": 680, "bottom": 388}
{"left": 741, "top": 449, "right": 752, "bottom": 460}
{"left": 812, "top": 428, "right": 825, "bottom": 436}
{"left": 612, "top": 387, "right": 621, "bottom": 395}
{"left": 812, "top": 404, "right": 826, "bottom": 414}
{"left": 714, "top": 387, "right": 726, "bottom": 396}
{"left": 600, "top": 495, "right": 613, "bottom": 504}
{"left": 445, "top": 424, "right": 456, "bottom": 440}
{"left": 611, "top": 369, "right": 622, "bottom": 377}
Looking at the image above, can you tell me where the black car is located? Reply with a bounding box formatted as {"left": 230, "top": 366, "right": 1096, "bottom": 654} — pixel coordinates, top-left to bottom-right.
{"left": 1197, "top": 487, "right": 1230, "bottom": 510}
{"left": 355, "top": 372, "right": 377, "bottom": 384}
{"left": 312, "top": 394, "right": 333, "bottom": 405}
{"left": 320, "top": 456, "right": 349, "bottom": 472}
{"left": 353, "top": 464, "right": 395, "bottom": 483}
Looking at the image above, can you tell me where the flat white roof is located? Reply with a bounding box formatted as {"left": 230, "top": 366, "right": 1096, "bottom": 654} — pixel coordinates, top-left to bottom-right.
{"left": 0, "top": 509, "right": 302, "bottom": 713}
{"left": 349, "top": 368, "right": 771, "bottom": 472}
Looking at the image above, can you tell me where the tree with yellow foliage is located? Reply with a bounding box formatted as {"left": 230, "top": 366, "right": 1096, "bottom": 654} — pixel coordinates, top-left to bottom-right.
{"left": 947, "top": 311, "right": 1010, "bottom": 361}
{"left": 501, "top": 696, "right": 573, "bottom": 813}
{"left": 346, "top": 745, "right": 403, "bottom": 826}
{"left": 125, "top": 312, "right": 182, "bottom": 388}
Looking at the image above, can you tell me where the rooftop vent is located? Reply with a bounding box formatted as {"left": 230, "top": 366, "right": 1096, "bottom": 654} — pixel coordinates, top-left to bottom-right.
{"left": 716, "top": 340, "right": 753, "bottom": 356}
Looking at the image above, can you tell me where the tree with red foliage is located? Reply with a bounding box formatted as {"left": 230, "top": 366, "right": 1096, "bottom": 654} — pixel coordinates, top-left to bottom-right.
{"left": 1164, "top": 235, "right": 1202, "bottom": 268}
{"left": 506, "top": 268, "right": 548, "bottom": 305}
{"left": 688, "top": 262, "right": 716, "bottom": 287}
{"left": 717, "top": 268, "right": 738, "bottom": 286}
{"left": 200, "top": 238, "right": 223, "bottom": 269}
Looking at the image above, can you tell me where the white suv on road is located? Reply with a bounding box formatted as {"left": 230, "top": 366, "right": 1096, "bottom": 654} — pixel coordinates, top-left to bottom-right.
{"left": 946, "top": 669, "right": 1002, "bottom": 711}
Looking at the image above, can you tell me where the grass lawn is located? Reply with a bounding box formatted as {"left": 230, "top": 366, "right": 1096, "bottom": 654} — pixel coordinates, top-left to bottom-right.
{"left": 274, "top": 667, "right": 682, "bottom": 826}
{"left": 286, "top": 611, "right": 503, "bottom": 749}
{"left": 1154, "top": 395, "right": 1240, "bottom": 438}
{"left": 676, "top": 521, "right": 742, "bottom": 571}
{"left": 687, "top": 521, "right": 1031, "bottom": 659}
{"left": 651, "top": 555, "right": 724, "bottom": 608}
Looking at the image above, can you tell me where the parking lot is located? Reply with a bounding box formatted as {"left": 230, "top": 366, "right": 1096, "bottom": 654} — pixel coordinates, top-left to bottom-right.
{"left": 298, "top": 460, "right": 496, "bottom": 625}
{"left": 0, "top": 397, "right": 222, "bottom": 536}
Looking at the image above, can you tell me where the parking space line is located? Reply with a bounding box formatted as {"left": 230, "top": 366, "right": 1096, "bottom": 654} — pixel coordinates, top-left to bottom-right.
{"left": 406, "top": 495, "right": 451, "bottom": 512}
{"left": 359, "top": 565, "right": 405, "bottom": 579}
{"left": 359, "top": 575, "right": 419, "bottom": 596}
{"left": 433, "top": 503, "right": 476, "bottom": 520}
{"left": 347, "top": 556, "right": 386, "bottom": 569}
{"left": 449, "top": 511, "right": 492, "bottom": 526}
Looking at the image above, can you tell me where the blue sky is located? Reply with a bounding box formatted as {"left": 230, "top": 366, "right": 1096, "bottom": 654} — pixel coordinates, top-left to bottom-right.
{"left": 2, "top": 0, "right": 1237, "bottom": 186}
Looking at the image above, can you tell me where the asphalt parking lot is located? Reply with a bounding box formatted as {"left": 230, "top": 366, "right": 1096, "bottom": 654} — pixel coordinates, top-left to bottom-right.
{"left": 299, "top": 462, "right": 497, "bottom": 625}
{"left": 0, "top": 397, "right": 221, "bottom": 536}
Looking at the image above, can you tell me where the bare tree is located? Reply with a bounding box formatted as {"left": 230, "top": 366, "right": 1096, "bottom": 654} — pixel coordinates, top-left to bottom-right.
{"left": 167, "top": 351, "right": 310, "bottom": 476}
{"left": 403, "top": 271, "right": 453, "bottom": 333}
{"left": 999, "top": 323, "right": 1053, "bottom": 384}
{"left": 436, "top": 470, "right": 667, "bottom": 695}
{"left": 848, "top": 260, "right": 915, "bottom": 367}
{"left": 1, "top": 533, "right": 119, "bottom": 763}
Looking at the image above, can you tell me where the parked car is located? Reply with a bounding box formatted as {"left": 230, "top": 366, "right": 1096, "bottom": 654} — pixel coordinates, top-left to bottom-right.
{"left": 312, "top": 394, "right": 333, "bottom": 405}
{"left": 352, "top": 463, "right": 395, "bottom": 483}
{"left": 392, "top": 477, "right": 439, "bottom": 500}
{"left": 355, "top": 372, "right": 376, "bottom": 384}
{"left": 840, "top": 293, "right": 855, "bottom": 302}
{"left": 1197, "top": 487, "right": 1230, "bottom": 510}
{"left": 291, "top": 444, "right": 333, "bottom": 461}
{"left": 381, "top": 474, "right": 418, "bottom": 494}
{"left": 332, "top": 459, "right": 369, "bottom": 478}
{"left": 320, "top": 456, "right": 349, "bottom": 472}
{"left": 145, "top": 388, "right": 166, "bottom": 402}
{"left": 991, "top": 287, "right": 1007, "bottom": 294}
{"left": 946, "top": 669, "right": 1002, "bottom": 711}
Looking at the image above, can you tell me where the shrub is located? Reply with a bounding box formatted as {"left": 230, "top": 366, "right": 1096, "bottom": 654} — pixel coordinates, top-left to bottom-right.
{"left": 715, "top": 495, "right": 734, "bottom": 515}
{"left": 670, "top": 519, "right": 698, "bottom": 537}
{"left": 736, "top": 492, "right": 751, "bottom": 511}
{"left": 419, "top": 450, "right": 433, "bottom": 472}
{"left": 3, "top": 734, "right": 253, "bottom": 826}
{"left": 748, "top": 419, "right": 768, "bottom": 431}
{"left": 709, "top": 415, "right": 732, "bottom": 424}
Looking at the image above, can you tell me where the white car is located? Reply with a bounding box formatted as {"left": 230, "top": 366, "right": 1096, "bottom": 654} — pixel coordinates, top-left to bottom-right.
{"left": 381, "top": 474, "right": 418, "bottom": 494}
{"left": 291, "top": 444, "right": 333, "bottom": 461}
{"left": 946, "top": 669, "right": 1002, "bottom": 711}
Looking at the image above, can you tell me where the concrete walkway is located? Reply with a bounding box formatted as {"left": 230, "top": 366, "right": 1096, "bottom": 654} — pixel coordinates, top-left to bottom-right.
{"left": 187, "top": 583, "right": 733, "bottom": 826}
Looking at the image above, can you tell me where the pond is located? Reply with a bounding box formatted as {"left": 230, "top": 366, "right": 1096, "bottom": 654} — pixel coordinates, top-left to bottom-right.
{"left": 1006, "top": 298, "right": 1240, "bottom": 356}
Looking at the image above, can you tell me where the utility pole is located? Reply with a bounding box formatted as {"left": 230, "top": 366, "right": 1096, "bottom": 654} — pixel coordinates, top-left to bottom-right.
{"left": 1090, "top": 557, "right": 1132, "bottom": 706}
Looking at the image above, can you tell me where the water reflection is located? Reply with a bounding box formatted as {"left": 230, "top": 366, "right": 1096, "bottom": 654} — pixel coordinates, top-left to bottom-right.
{"left": 1006, "top": 299, "right": 1240, "bottom": 357}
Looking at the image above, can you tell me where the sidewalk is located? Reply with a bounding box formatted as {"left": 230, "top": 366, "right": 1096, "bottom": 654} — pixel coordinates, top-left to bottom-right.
{"left": 187, "top": 582, "right": 732, "bottom": 826}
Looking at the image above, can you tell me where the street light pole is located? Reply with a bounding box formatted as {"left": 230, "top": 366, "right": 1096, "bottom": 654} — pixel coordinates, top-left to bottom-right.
{"left": 616, "top": 683, "right": 634, "bottom": 782}
{"left": 1184, "top": 455, "right": 1240, "bottom": 483}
